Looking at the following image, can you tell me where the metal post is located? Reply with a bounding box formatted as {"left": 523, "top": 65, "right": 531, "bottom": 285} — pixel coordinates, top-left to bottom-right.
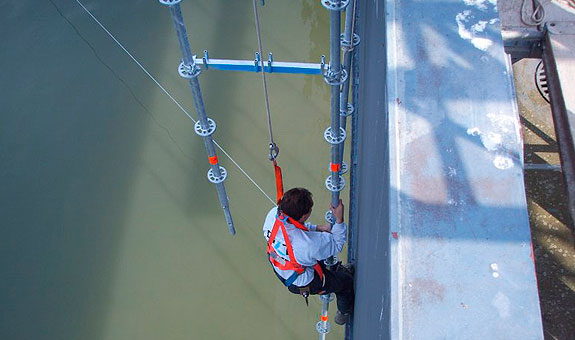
{"left": 322, "top": 0, "right": 349, "bottom": 212}
{"left": 338, "top": 0, "right": 359, "bottom": 171}
{"left": 316, "top": 293, "right": 335, "bottom": 339}
{"left": 319, "top": 0, "right": 349, "bottom": 338}
{"left": 160, "top": 0, "right": 235, "bottom": 235}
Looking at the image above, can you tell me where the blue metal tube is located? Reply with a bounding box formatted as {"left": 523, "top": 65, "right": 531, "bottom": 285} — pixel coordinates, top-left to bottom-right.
{"left": 165, "top": 2, "right": 235, "bottom": 235}
{"left": 194, "top": 57, "right": 323, "bottom": 75}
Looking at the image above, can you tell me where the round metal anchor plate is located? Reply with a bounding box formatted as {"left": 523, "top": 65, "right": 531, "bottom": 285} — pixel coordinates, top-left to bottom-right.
{"left": 323, "top": 68, "right": 348, "bottom": 86}
{"left": 340, "top": 103, "right": 354, "bottom": 117}
{"left": 194, "top": 118, "right": 216, "bottom": 137}
{"left": 535, "top": 60, "right": 550, "bottom": 103}
{"left": 207, "top": 166, "right": 227, "bottom": 184}
{"left": 316, "top": 321, "right": 332, "bottom": 334}
{"left": 325, "top": 174, "right": 345, "bottom": 192}
{"left": 178, "top": 61, "right": 201, "bottom": 79}
{"left": 320, "top": 292, "right": 335, "bottom": 303}
{"left": 158, "top": 0, "right": 182, "bottom": 5}
{"left": 340, "top": 33, "right": 361, "bottom": 50}
{"left": 324, "top": 127, "right": 347, "bottom": 145}
{"left": 321, "top": 0, "right": 350, "bottom": 11}
{"left": 325, "top": 210, "right": 335, "bottom": 224}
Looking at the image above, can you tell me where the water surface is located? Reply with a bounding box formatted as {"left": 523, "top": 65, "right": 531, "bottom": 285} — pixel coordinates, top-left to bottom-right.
{"left": 0, "top": 1, "right": 350, "bottom": 339}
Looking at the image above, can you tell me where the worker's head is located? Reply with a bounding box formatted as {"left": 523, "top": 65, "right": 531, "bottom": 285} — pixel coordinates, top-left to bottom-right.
{"left": 279, "top": 187, "right": 314, "bottom": 222}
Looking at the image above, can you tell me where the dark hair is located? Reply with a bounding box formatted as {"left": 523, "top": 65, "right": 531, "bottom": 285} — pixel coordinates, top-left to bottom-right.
{"left": 278, "top": 188, "right": 313, "bottom": 221}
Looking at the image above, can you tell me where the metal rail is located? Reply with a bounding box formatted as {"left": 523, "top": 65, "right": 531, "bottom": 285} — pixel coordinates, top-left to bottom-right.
{"left": 159, "top": 0, "right": 235, "bottom": 235}
{"left": 194, "top": 53, "right": 325, "bottom": 75}
{"left": 541, "top": 21, "right": 575, "bottom": 227}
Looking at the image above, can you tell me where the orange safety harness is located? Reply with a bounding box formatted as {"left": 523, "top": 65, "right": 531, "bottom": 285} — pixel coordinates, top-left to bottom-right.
{"left": 267, "top": 160, "right": 325, "bottom": 287}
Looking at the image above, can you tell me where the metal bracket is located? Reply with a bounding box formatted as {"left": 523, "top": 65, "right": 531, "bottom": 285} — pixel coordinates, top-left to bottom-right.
{"left": 323, "top": 68, "right": 348, "bottom": 85}
{"left": 194, "top": 118, "right": 216, "bottom": 137}
{"left": 254, "top": 52, "right": 261, "bottom": 71}
{"left": 321, "top": 0, "right": 350, "bottom": 11}
{"left": 324, "top": 127, "right": 347, "bottom": 144}
{"left": 158, "top": 0, "right": 182, "bottom": 6}
{"left": 207, "top": 166, "right": 227, "bottom": 184}
{"left": 267, "top": 53, "right": 273, "bottom": 73}
{"left": 340, "top": 103, "right": 354, "bottom": 117}
{"left": 202, "top": 50, "right": 209, "bottom": 70}
{"left": 341, "top": 33, "right": 361, "bottom": 51}
{"left": 178, "top": 61, "right": 201, "bottom": 79}
{"left": 325, "top": 174, "right": 345, "bottom": 192}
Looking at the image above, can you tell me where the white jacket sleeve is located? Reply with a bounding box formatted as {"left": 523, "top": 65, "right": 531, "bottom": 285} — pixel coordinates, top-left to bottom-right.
{"left": 309, "top": 222, "right": 347, "bottom": 261}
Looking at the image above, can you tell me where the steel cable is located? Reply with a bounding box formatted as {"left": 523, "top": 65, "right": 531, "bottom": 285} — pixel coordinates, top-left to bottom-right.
{"left": 74, "top": 0, "right": 275, "bottom": 205}
{"left": 252, "top": 0, "right": 279, "bottom": 160}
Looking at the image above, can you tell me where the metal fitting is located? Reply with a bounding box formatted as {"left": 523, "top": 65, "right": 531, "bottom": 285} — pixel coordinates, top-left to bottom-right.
{"left": 158, "top": 0, "right": 182, "bottom": 6}
{"left": 202, "top": 50, "right": 209, "bottom": 70}
{"left": 341, "top": 33, "right": 361, "bottom": 51}
{"left": 178, "top": 61, "right": 201, "bottom": 79}
{"left": 325, "top": 174, "right": 345, "bottom": 192}
{"left": 320, "top": 293, "right": 336, "bottom": 302}
{"left": 320, "top": 0, "right": 350, "bottom": 11}
{"left": 327, "top": 161, "right": 348, "bottom": 174}
{"left": 267, "top": 53, "right": 273, "bottom": 72}
{"left": 269, "top": 143, "right": 279, "bottom": 161}
{"left": 194, "top": 118, "right": 216, "bottom": 137}
{"left": 316, "top": 320, "right": 332, "bottom": 334}
{"left": 324, "top": 127, "right": 347, "bottom": 145}
{"left": 331, "top": 161, "right": 348, "bottom": 174}
{"left": 207, "top": 166, "right": 228, "bottom": 184}
{"left": 323, "top": 68, "right": 348, "bottom": 86}
{"left": 325, "top": 210, "right": 335, "bottom": 224}
{"left": 340, "top": 103, "right": 354, "bottom": 117}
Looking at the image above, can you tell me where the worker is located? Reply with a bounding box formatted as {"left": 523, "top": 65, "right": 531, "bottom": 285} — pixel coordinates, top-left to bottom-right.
{"left": 263, "top": 187, "right": 354, "bottom": 325}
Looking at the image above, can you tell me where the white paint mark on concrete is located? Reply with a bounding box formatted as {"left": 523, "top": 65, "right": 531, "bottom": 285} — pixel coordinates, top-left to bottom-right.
{"left": 472, "top": 20, "right": 489, "bottom": 33}
{"left": 456, "top": 1, "right": 499, "bottom": 51}
{"left": 493, "top": 155, "right": 514, "bottom": 170}
{"left": 467, "top": 127, "right": 481, "bottom": 136}
{"left": 463, "top": 0, "right": 498, "bottom": 11}
{"left": 492, "top": 292, "right": 511, "bottom": 318}
{"left": 481, "top": 132, "right": 503, "bottom": 151}
{"left": 491, "top": 263, "right": 501, "bottom": 277}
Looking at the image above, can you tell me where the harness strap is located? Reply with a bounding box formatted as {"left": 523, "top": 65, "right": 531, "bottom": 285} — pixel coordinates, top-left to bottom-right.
{"left": 273, "top": 160, "right": 283, "bottom": 204}
{"left": 267, "top": 214, "right": 325, "bottom": 287}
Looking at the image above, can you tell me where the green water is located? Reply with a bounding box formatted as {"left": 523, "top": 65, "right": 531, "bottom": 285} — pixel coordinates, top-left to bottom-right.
{"left": 0, "top": 1, "right": 349, "bottom": 339}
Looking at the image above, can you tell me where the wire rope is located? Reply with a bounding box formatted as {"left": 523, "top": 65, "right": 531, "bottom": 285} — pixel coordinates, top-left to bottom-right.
{"left": 252, "top": 0, "right": 279, "bottom": 160}
{"left": 520, "top": 0, "right": 548, "bottom": 26}
{"left": 74, "top": 0, "right": 275, "bottom": 205}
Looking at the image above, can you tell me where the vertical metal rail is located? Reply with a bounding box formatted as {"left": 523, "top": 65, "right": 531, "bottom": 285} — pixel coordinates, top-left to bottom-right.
{"left": 338, "top": 0, "right": 359, "bottom": 173}
{"left": 159, "top": 0, "right": 235, "bottom": 235}
{"left": 345, "top": 3, "right": 360, "bottom": 339}
{"left": 317, "top": 0, "right": 350, "bottom": 339}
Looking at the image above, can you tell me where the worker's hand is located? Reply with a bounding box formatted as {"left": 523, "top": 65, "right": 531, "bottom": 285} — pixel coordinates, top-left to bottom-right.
{"left": 316, "top": 224, "right": 332, "bottom": 233}
{"left": 330, "top": 200, "right": 344, "bottom": 224}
